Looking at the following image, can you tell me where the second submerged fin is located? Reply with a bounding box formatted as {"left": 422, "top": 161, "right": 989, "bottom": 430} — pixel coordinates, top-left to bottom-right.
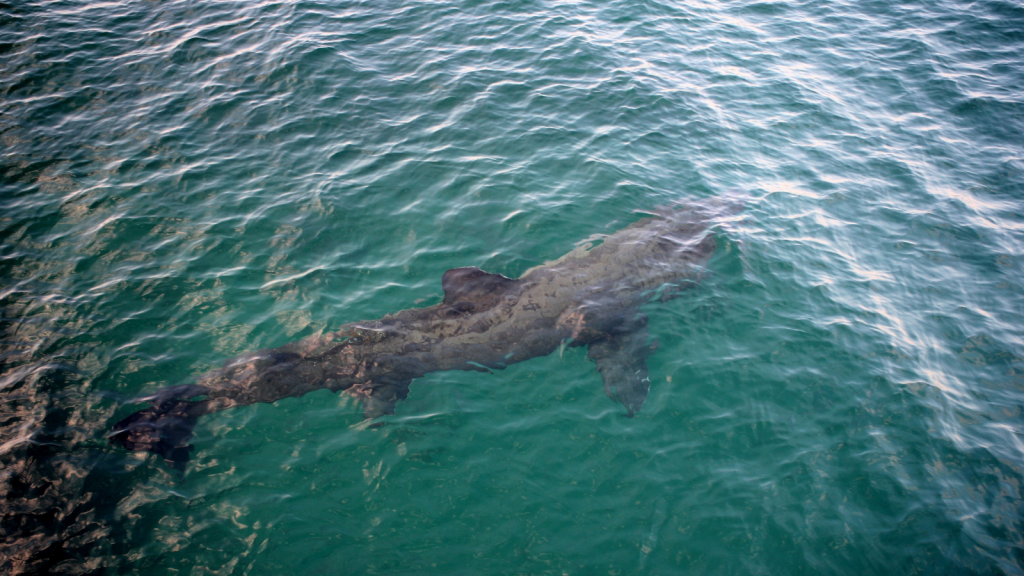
{"left": 108, "top": 397, "right": 202, "bottom": 471}
{"left": 587, "top": 314, "right": 653, "bottom": 417}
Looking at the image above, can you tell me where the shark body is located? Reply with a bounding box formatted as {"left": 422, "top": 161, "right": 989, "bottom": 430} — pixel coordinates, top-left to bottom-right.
{"left": 110, "top": 195, "right": 744, "bottom": 466}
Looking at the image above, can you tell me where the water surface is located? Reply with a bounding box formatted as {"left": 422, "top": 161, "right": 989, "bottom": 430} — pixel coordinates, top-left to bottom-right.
{"left": 2, "top": 0, "right": 1023, "bottom": 573}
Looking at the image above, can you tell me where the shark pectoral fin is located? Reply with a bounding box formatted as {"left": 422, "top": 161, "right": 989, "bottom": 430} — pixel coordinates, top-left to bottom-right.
{"left": 587, "top": 316, "right": 652, "bottom": 417}
{"left": 361, "top": 378, "right": 413, "bottom": 420}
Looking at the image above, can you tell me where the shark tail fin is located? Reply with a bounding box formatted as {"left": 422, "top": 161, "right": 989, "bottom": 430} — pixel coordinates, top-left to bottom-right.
{"left": 108, "top": 397, "right": 201, "bottom": 470}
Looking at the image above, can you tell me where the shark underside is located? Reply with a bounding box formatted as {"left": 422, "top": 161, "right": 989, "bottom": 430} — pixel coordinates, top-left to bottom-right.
{"left": 109, "top": 195, "right": 744, "bottom": 467}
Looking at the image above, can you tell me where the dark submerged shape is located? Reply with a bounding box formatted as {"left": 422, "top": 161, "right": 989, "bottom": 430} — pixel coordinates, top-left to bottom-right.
{"left": 109, "top": 195, "right": 745, "bottom": 466}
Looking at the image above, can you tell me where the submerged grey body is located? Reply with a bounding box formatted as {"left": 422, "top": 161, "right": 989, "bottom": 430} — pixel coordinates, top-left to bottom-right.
{"left": 110, "top": 195, "right": 744, "bottom": 466}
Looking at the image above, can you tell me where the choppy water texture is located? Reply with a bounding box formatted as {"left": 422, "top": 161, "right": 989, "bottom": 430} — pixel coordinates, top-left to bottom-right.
{"left": 2, "top": 0, "right": 1023, "bottom": 573}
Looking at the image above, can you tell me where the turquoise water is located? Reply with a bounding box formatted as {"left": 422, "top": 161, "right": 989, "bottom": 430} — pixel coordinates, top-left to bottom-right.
{"left": 2, "top": 0, "right": 1023, "bottom": 573}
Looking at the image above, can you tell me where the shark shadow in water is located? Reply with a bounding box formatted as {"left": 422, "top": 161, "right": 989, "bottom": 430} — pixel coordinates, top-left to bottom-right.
{"left": 109, "top": 194, "right": 745, "bottom": 468}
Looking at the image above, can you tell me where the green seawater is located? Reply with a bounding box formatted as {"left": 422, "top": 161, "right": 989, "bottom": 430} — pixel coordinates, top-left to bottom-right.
{"left": 2, "top": 0, "right": 1023, "bottom": 573}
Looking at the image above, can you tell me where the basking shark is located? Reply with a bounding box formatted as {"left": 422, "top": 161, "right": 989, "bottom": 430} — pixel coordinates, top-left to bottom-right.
{"left": 109, "top": 194, "right": 744, "bottom": 466}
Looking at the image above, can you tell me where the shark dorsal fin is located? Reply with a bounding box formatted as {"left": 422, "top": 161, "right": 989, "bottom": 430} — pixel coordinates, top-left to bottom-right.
{"left": 441, "top": 267, "right": 517, "bottom": 310}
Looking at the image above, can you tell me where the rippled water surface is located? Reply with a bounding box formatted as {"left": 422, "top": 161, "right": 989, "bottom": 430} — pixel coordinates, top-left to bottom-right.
{"left": 3, "top": 0, "right": 1024, "bottom": 573}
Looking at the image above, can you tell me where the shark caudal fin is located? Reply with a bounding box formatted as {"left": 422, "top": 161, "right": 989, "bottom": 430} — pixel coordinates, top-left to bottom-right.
{"left": 108, "top": 395, "right": 202, "bottom": 470}
{"left": 587, "top": 314, "right": 654, "bottom": 417}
